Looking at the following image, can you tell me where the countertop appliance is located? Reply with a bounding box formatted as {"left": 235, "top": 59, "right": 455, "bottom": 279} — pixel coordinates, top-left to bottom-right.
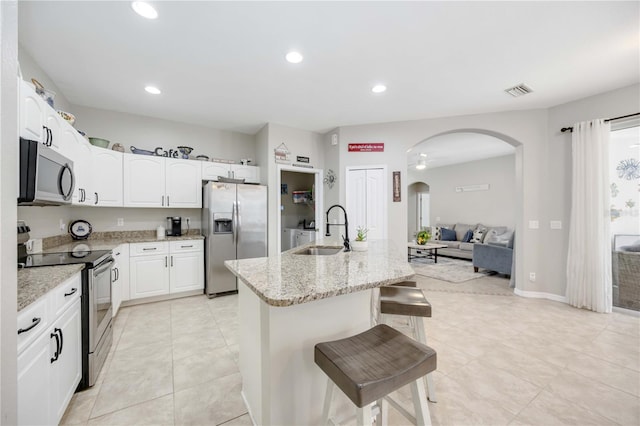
{"left": 203, "top": 181, "right": 267, "bottom": 296}
{"left": 18, "top": 247, "right": 113, "bottom": 390}
{"left": 18, "top": 137, "right": 75, "bottom": 206}
{"left": 166, "top": 216, "right": 182, "bottom": 236}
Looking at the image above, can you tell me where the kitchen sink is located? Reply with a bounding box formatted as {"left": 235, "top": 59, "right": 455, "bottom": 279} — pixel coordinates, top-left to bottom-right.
{"left": 294, "top": 246, "right": 343, "bottom": 256}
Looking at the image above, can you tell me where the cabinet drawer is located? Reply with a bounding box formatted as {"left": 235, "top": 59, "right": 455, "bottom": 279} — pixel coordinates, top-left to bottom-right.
{"left": 17, "top": 297, "right": 49, "bottom": 355}
{"left": 170, "top": 240, "right": 203, "bottom": 253}
{"left": 130, "top": 241, "right": 168, "bottom": 257}
{"left": 50, "top": 273, "right": 82, "bottom": 318}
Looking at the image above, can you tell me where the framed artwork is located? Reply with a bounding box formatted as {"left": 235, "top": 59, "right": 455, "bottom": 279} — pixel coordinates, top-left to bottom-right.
{"left": 393, "top": 171, "right": 401, "bottom": 202}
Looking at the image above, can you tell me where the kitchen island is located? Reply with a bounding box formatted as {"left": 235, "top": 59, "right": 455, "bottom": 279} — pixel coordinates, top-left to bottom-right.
{"left": 225, "top": 239, "right": 414, "bottom": 425}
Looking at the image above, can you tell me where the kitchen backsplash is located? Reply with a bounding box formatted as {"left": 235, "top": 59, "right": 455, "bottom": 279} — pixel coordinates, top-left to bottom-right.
{"left": 42, "top": 229, "right": 202, "bottom": 250}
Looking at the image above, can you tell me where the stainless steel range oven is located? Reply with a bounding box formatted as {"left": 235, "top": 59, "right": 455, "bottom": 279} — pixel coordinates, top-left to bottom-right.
{"left": 18, "top": 248, "right": 114, "bottom": 389}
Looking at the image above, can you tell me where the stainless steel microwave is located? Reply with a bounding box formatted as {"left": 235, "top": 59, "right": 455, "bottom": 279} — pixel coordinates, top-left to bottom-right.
{"left": 18, "top": 137, "right": 75, "bottom": 206}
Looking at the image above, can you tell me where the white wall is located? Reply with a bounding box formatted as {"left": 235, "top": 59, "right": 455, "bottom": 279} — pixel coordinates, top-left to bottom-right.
{"left": 18, "top": 44, "right": 72, "bottom": 113}
{"left": 1, "top": 2, "right": 19, "bottom": 422}
{"left": 71, "top": 106, "right": 256, "bottom": 164}
{"left": 414, "top": 154, "right": 516, "bottom": 227}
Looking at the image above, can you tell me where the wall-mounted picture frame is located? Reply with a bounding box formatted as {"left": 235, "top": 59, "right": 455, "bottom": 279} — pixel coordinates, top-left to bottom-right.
{"left": 393, "top": 171, "right": 401, "bottom": 202}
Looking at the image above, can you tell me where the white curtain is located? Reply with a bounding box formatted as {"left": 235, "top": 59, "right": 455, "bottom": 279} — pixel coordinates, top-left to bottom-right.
{"left": 566, "top": 119, "right": 612, "bottom": 313}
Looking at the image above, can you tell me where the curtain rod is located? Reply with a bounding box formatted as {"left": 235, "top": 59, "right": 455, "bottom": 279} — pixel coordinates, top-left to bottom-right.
{"left": 560, "top": 112, "right": 640, "bottom": 133}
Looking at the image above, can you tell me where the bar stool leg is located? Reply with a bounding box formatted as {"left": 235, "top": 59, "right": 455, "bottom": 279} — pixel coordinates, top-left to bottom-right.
{"left": 376, "top": 397, "right": 388, "bottom": 426}
{"left": 322, "top": 378, "right": 335, "bottom": 425}
{"left": 413, "top": 318, "right": 437, "bottom": 403}
{"left": 409, "top": 378, "right": 432, "bottom": 426}
{"left": 356, "top": 403, "right": 373, "bottom": 426}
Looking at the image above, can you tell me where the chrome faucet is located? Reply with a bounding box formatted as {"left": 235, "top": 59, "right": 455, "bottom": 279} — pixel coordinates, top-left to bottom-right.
{"left": 325, "top": 204, "right": 351, "bottom": 252}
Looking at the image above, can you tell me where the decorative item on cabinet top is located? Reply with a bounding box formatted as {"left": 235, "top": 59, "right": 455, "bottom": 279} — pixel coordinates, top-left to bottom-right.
{"left": 111, "top": 143, "right": 125, "bottom": 152}
{"left": 56, "top": 110, "right": 76, "bottom": 127}
{"left": 31, "top": 78, "right": 56, "bottom": 107}
{"left": 130, "top": 146, "right": 155, "bottom": 156}
{"left": 88, "top": 137, "right": 110, "bottom": 148}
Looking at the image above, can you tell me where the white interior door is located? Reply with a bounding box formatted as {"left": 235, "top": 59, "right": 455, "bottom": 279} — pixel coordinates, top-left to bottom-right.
{"left": 346, "top": 167, "right": 387, "bottom": 240}
{"left": 418, "top": 192, "right": 430, "bottom": 228}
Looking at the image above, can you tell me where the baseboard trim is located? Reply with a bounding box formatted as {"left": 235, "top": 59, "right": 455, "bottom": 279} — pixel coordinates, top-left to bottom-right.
{"left": 613, "top": 306, "right": 640, "bottom": 317}
{"left": 513, "top": 288, "right": 567, "bottom": 303}
{"left": 240, "top": 390, "right": 257, "bottom": 426}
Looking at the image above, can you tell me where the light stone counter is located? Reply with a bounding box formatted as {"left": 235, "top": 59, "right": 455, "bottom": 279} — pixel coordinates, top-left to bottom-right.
{"left": 225, "top": 239, "right": 415, "bottom": 307}
{"left": 18, "top": 264, "right": 84, "bottom": 312}
{"left": 225, "top": 239, "right": 415, "bottom": 425}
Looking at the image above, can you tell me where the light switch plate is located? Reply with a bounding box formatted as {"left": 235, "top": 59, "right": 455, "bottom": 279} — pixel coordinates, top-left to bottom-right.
{"left": 550, "top": 220, "right": 562, "bottom": 229}
{"left": 529, "top": 220, "right": 539, "bottom": 229}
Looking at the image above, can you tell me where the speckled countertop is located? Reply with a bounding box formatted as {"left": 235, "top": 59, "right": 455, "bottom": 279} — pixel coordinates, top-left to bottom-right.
{"left": 225, "top": 239, "right": 415, "bottom": 307}
{"left": 18, "top": 265, "right": 84, "bottom": 312}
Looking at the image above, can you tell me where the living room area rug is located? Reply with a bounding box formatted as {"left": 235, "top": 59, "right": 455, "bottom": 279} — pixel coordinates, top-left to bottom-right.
{"left": 410, "top": 256, "right": 492, "bottom": 283}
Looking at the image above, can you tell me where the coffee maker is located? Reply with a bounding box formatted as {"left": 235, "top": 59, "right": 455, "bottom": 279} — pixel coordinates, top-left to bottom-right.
{"left": 166, "top": 217, "right": 182, "bottom": 236}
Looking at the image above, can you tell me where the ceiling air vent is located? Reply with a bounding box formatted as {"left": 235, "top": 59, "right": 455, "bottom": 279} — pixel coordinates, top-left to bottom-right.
{"left": 505, "top": 84, "right": 533, "bottom": 97}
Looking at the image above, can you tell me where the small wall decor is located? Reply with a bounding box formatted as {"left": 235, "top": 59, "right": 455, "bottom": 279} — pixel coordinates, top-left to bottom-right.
{"left": 274, "top": 143, "right": 291, "bottom": 164}
{"left": 324, "top": 169, "right": 336, "bottom": 189}
{"left": 348, "top": 143, "right": 384, "bottom": 152}
{"left": 393, "top": 171, "right": 401, "bottom": 202}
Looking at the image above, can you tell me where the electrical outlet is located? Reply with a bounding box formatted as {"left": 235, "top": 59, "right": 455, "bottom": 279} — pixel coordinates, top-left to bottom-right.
{"left": 26, "top": 238, "right": 42, "bottom": 254}
{"left": 550, "top": 220, "right": 562, "bottom": 230}
{"left": 117, "top": 218, "right": 124, "bottom": 226}
{"left": 435, "top": 217, "right": 441, "bottom": 222}
{"left": 529, "top": 220, "right": 539, "bottom": 229}
{"left": 529, "top": 272, "right": 536, "bottom": 282}
{"left": 59, "top": 219, "right": 66, "bottom": 232}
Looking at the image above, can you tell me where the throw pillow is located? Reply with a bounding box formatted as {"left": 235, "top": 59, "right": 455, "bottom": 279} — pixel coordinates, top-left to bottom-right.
{"left": 441, "top": 228, "right": 457, "bottom": 241}
{"left": 470, "top": 229, "right": 485, "bottom": 243}
{"left": 463, "top": 229, "right": 473, "bottom": 243}
{"left": 485, "top": 228, "right": 514, "bottom": 248}
{"left": 431, "top": 226, "right": 442, "bottom": 241}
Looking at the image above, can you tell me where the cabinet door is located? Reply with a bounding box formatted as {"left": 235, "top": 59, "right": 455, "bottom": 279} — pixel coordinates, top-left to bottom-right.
{"left": 165, "top": 158, "right": 202, "bottom": 208}
{"left": 170, "top": 250, "right": 204, "bottom": 293}
{"left": 231, "top": 165, "right": 260, "bottom": 184}
{"left": 123, "top": 154, "right": 165, "bottom": 207}
{"left": 201, "top": 162, "right": 230, "bottom": 181}
{"left": 17, "top": 331, "right": 51, "bottom": 426}
{"left": 44, "top": 110, "right": 63, "bottom": 152}
{"left": 91, "top": 147, "right": 123, "bottom": 207}
{"left": 19, "top": 80, "right": 45, "bottom": 142}
{"left": 71, "top": 134, "right": 95, "bottom": 205}
{"left": 130, "top": 254, "right": 170, "bottom": 299}
{"left": 112, "top": 255, "right": 121, "bottom": 317}
{"left": 114, "top": 244, "right": 130, "bottom": 304}
{"left": 50, "top": 299, "right": 82, "bottom": 425}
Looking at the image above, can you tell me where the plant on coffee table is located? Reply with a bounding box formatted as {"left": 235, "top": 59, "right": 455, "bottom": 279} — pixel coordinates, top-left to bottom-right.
{"left": 416, "top": 227, "right": 431, "bottom": 245}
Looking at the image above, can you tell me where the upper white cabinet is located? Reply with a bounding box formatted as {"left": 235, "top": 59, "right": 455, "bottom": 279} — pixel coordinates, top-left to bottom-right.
{"left": 123, "top": 154, "right": 201, "bottom": 208}
{"left": 92, "top": 147, "right": 123, "bottom": 207}
{"left": 202, "top": 162, "right": 260, "bottom": 184}
{"left": 19, "top": 79, "right": 46, "bottom": 143}
{"left": 69, "top": 132, "right": 95, "bottom": 206}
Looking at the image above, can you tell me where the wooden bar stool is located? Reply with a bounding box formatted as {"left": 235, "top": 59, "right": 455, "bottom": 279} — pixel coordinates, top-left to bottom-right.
{"left": 315, "top": 324, "right": 437, "bottom": 426}
{"left": 378, "top": 283, "right": 437, "bottom": 403}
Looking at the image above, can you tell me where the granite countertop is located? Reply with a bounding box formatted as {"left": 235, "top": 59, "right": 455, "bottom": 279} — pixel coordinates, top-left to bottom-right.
{"left": 43, "top": 234, "right": 204, "bottom": 253}
{"left": 18, "top": 264, "right": 84, "bottom": 312}
{"left": 225, "top": 238, "right": 415, "bottom": 307}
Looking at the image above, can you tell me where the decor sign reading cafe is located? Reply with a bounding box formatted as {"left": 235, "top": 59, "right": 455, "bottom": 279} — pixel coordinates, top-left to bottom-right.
{"left": 348, "top": 143, "right": 384, "bottom": 152}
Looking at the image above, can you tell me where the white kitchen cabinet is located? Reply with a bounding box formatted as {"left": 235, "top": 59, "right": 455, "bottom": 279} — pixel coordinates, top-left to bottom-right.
{"left": 92, "top": 147, "right": 123, "bottom": 207}
{"left": 169, "top": 240, "right": 204, "bottom": 293}
{"left": 50, "top": 298, "right": 82, "bottom": 424}
{"left": 165, "top": 158, "right": 202, "bottom": 208}
{"left": 129, "top": 240, "right": 203, "bottom": 299}
{"left": 17, "top": 272, "right": 82, "bottom": 426}
{"left": 64, "top": 130, "right": 95, "bottom": 206}
{"left": 19, "top": 79, "right": 46, "bottom": 143}
{"left": 201, "top": 162, "right": 260, "bottom": 184}
{"left": 44, "top": 108, "right": 63, "bottom": 152}
{"left": 124, "top": 154, "right": 201, "bottom": 208}
{"left": 112, "top": 244, "right": 130, "bottom": 314}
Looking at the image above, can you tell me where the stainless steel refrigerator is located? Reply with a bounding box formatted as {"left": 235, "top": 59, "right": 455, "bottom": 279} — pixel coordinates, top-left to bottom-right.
{"left": 202, "top": 181, "right": 267, "bottom": 296}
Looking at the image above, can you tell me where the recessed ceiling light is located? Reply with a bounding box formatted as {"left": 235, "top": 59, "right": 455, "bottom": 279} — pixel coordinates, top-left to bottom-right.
{"left": 419, "top": 153, "right": 428, "bottom": 157}
{"left": 131, "top": 2, "right": 158, "bottom": 19}
{"left": 416, "top": 159, "right": 427, "bottom": 170}
{"left": 372, "top": 85, "right": 387, "bottom": 94}
{"left": 630, "top": 143, "right": 640, "bottom": 148}
{"left": 145, "top": 86, "right": 161, "bottom": 95}
{"left": 285, "top": 51, "right": 304, "bottom": 64}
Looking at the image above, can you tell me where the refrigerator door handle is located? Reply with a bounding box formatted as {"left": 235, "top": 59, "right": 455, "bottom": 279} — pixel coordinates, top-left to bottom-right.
{"left": 236, "top": 200, "right": 241, "bottom": 244}
{"left": 231, "top": 202, "right": 236, "bottom": 244}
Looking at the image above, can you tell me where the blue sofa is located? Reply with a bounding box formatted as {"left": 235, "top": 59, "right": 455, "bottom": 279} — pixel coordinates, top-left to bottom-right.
{"left": 473, "top": 243, "right": 513, "bottom": 276}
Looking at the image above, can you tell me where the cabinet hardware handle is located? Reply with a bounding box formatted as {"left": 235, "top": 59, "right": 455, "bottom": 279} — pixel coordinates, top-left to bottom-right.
{"left": 167, "top": 196, "right": 170, "bottom": 206}
{"left": 50, "top": 328, "right": 61, "bottom": 363}
{"left": 95, "top": 192, "right": 99, "bottom": 205}
{"left": 48, "top": 127, "right": 53, "bottom": 146}
{"left": 165, "top": 256, "right": 168, "bottom": 267}
{"left": 181, "top": 245, "right": 193, "bottom": 248}
{"left": 42, "top": 125, "right": 47, "bottom": 144}
{"left": 58, "top": 328, "right": 64, "bottom": 355}
{"left": 64, "top": 288, "right": 77, "bottom": 297}
{"left": 115, "top": 267, "right": 119, "bottom": 281}
{"left": 18, "top": 317, "right": 41, "bottom": 335}
{"left": 171, "top": 256, "right": 173, "bottom": 267}
{"left": 162, "top": 195, "right": 165, "bottom": 206}
{"left": 143, "top": 247, "right": 157, "bottom": 251}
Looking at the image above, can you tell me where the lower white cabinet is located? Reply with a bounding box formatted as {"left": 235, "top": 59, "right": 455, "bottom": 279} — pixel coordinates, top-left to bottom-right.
{"left": 130, "top": 240, "right": 203, "bottom": 300}
{"left": 113, "top": 244, "right": 130, "bottom": 313}
{"left": 17, "top": 273, "right": 82, "bottom": 426}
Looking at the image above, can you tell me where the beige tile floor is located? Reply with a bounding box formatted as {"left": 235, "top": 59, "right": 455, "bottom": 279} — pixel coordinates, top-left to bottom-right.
{"left": 62, "top": 274, "right": 640, "bottom": 425}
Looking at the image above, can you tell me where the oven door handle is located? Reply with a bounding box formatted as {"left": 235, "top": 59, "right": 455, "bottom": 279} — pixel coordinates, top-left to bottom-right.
{"left": 93, "top": 259, "right": 115, "bottom": 277}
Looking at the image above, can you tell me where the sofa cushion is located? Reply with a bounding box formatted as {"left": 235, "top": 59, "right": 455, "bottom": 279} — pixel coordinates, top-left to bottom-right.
{"left": 441, "top": 228, "right": 457, "bottom": 241}
{"left": 439, "top": 240, "right": 461, "bottom": 249}
{"left": 462, "top": 229, "right": 473, "bottom": 243}
{"left": 436, "top": 223, "right": 454, "bottom": 230}
{"left": 485, "top": 227, "right": 514, "bottom": 248}
{"left": 470, "top": 228, "right": 486, "bottom": 243}
{"left": 454, "top": 223, "right": 473, "bottom": 241}
{"left": 459, "top": 242, "right": 474, "bottom": 251}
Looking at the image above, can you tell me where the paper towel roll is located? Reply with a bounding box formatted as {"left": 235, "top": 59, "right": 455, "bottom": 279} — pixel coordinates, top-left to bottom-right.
{"left": 157, "top": 226, "right": 166, "bottom": 239}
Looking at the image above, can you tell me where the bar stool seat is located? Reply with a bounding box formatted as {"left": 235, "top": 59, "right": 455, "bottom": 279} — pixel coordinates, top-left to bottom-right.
{"left": 315, "top": 324, "right": 436, "bottom": 425}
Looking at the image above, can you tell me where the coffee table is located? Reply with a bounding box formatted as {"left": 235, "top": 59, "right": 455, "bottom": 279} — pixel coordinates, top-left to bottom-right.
{"left": 408, "top": 242, "right": 448, "bottom": 263}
